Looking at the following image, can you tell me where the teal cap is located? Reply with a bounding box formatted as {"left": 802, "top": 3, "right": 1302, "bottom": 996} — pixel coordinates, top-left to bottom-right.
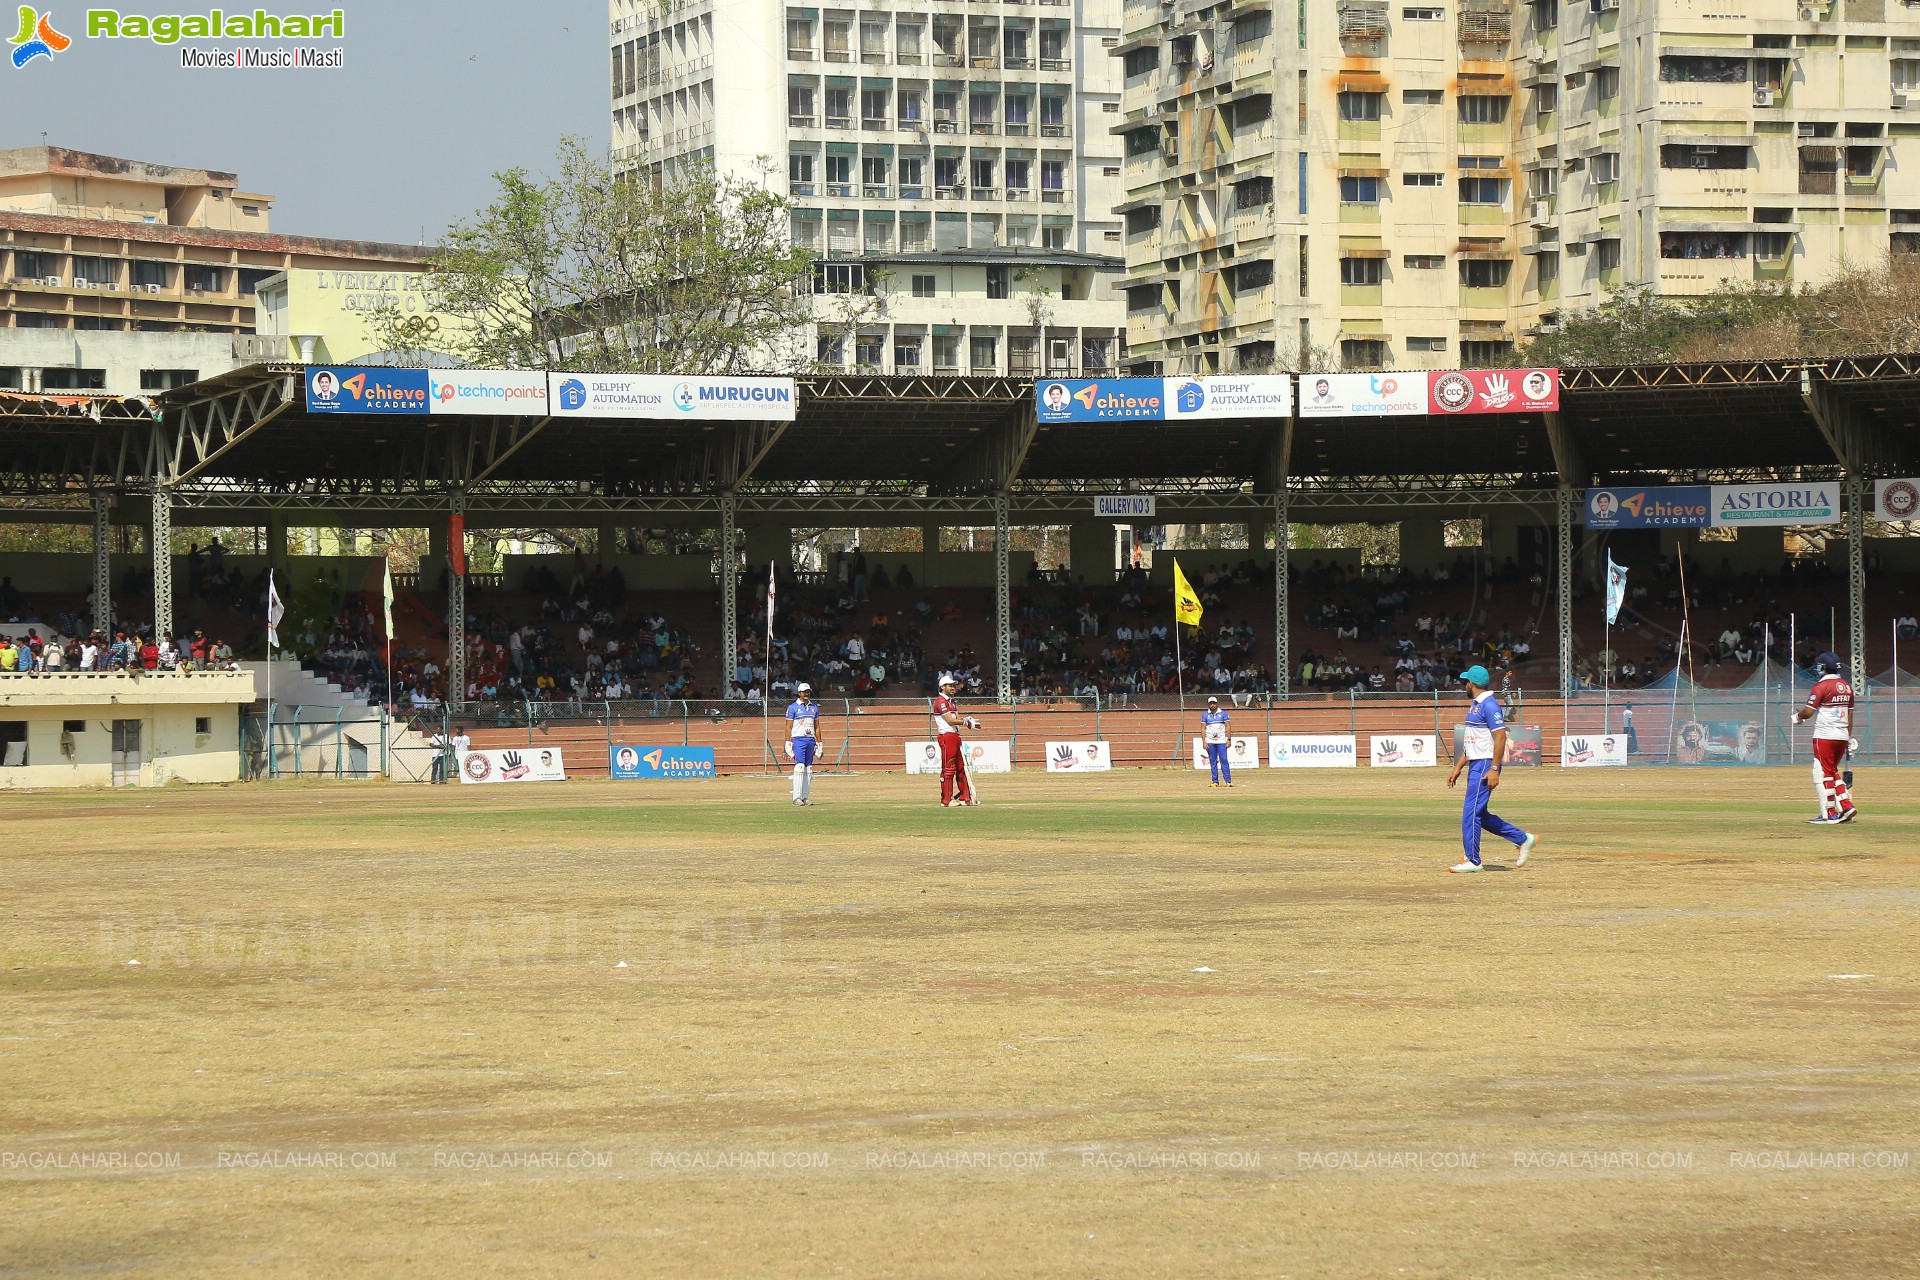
{"left": 1458, "top": 664, "right": 1492, "bottom": 687}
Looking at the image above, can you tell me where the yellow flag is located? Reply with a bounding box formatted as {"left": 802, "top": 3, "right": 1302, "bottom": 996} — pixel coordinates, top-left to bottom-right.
{"left": 1173, "top": 560, "right": 1204, "bottom": 628}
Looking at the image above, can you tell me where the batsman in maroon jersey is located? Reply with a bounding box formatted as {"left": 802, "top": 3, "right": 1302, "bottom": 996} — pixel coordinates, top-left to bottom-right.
{"left": 931, "top": 673, "right": 979, "bottom": 807}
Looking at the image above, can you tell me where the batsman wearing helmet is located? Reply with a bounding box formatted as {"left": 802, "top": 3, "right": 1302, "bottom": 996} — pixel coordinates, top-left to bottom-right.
{"left": 1792, "top": 651, "right": 1858, "bottom": 824}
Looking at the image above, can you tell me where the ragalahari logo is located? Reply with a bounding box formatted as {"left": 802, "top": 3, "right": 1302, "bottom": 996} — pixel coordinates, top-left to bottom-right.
{"left": 10, "top": 7, "right": 71, "bottom": 67}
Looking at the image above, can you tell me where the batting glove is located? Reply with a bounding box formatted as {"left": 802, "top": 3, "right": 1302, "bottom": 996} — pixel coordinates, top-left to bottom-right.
{"left": 964, "top": 716, "right": 981, "bottom": 731}
{"left": 1848, "top": 737, "right": 1859, "bottom": 755}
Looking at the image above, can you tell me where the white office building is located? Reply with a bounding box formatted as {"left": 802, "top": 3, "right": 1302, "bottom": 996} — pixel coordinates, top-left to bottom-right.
{"left": 609, "top": 0, "right": 1129, "bottom": 374}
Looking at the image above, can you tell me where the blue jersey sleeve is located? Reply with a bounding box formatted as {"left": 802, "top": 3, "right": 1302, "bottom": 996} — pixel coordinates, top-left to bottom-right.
{"left": 1480, "top": 699, "right": 1506, "bottom": 733}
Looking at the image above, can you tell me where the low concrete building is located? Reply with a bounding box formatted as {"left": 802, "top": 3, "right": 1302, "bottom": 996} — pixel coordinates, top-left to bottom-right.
{"left": 0, "top": 327, "right": 247, "bottom": 397}
{"left": 0, "top": 669, "right": 256, "bottom": 789}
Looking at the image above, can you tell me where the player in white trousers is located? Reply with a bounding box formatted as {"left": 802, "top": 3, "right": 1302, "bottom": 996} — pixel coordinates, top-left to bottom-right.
{"left": 1792, "top": 651, "right": 1857, "bottom": 824}
{"left": 785, "top": 682, "right": 821, "bottom": 805}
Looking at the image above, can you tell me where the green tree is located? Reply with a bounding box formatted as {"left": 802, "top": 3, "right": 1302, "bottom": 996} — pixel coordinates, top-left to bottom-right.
{"left": 376, "top": 139, "right": 814, "bottom": 373}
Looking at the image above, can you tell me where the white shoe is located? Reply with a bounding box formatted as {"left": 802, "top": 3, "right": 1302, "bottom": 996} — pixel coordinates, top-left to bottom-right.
{"left": 1448, "top": 861, "right": 1481, "bottom": 874}
{"left": 1807, "top": 815, "right": 1837, "bottom": 825}
{"left": 1516, "top": 833, "right": 1536, "bottom": 867}
{"left": 1835, "top": 807, "right": 1857, "bottom": 823}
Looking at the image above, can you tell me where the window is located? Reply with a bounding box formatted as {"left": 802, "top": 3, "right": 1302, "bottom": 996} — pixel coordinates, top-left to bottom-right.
{"left": 894, "top": 334, "right": 924, "bottom": 367}
{"left": 898, "top": 89, "right": 923, "bottom": 123}
{"left": 1340, "top": 339, "right": 1388, "bottom": 369}
{"left": 789, "top": 152, "right": 815, "bottom": 190}
{"left": 0, "top": 721, "right": 25, "bottom": 767}
{"left": 788, "top": 84, "right": 815, "bottom": 122}
{"left": 825, "top": 86, "right": 853, "bottom": 123}
{"left": 1658, "top": 55, "right": 1748, "bottom": 84}
{"left": 1339, "top": 176, "right": 1381, "bottom": 203}
{"left": 1460, "top": 260, "right": 1510, "bottom": 287}
{"left": 1126, "top": 206, "right": 1161, "bottom": 234}
{"left": 814, "top": 262, "right": 865, "bottom": 294}
{"left": 1235, "top": 176, "right": 1273, "bottom": 207}
{"left": 1402, "top": 172, "right": 1444, "bottom": 187}
{"left": 1404, "top": 254, "right": 1445, "bottom": 269}
{"left": 854, "top": 333, "right": 885, "bottom": 367}
{"left": 787, "top": 16, "right": 813, "bottom": 56}
{"left": 986, "top": 265, "right": 1011, "bottom": 299}
{"left": 63, "top": 720, "right": 85, "bottom": 734}
{"left": 1458, "top": 95, "right": 1509, "bottom": 124}
{"left": 1236, "top": 260, "right": 1273, "bottom": 289}
{"left": 934, "top": 155, "right": 962, "bottom": 188}
{"left": 1536, "top": 83, "right": 1558, "bottom": 115}
{"left": 1338, "top": 91, "right": 1383, "bottom": 120}
{"left": 195, "top": 716, "right": 213, "bottom": 736}
{"left": 13, "top": 250, "right": 47, "bottom": 277}
{"left": 140, "top": 369, "right": 199, "bottom": 391}
{"left": 1458, "top": 176, "right": 1506, "bottom": 204}
{"left": 1408, "top": 336, "right": 1447, "bottom": 352}
{"left": 825, "top": 153, "right": 852, "bottom": 189}
{"left": 862, "top": 155, "right": 889, "bottom": 191}
{"left": 1537, "top": 251, "right": 1559, "bottom": 284}
{"left": 933, "top": 333, "right": 960, "bottom": 370}
{"left": 898, "top": 156, "right": 923, "bottom": 191}
{"left": 41, "top": 369, "right": 107, "bottom": 390}
{"left": 128, "top": 260, "right": 170, "bottom": 288}
{"left": 1593, "top": 152, "right": 1620, "bottom": 184}
{"left": 969, "top": 334, "right": 998, "bottom": 371}
{"left": 1403, "top": 6, "right": 1444, "bottom": 17}
{"left": 1041, "top": 159, "right": 1066, "bottom": 192}
{"left": 1403, "top": 88, "right": 1444, "bottom": 105}
{"left": 1459, "top": 154, "right": 1501, "bottom": 169}
{"left": 1461, "top": 340, "right": 1511, "bottom": 365}
{"left": 1103, "top": 165, "right": 1120, "bottom": 177}
{"left": 1102, "top": 101, "right": 1118, "bottom": 112}
{"left": 1595, "top": 239, "right": 1621, "bottom": 271}
{"left": 817, "top": 334, "right": 845, "bottom": 364}
{"left": 1341, "top": 257, "right": 1383, "bottom": 285}
{"left": 971, "top": 157, "right": 995, "bottom": 189}
{"left": 862, "top": 87, "right": 889, "bottom": 124}
{"left": 1596, "top": 66, "right": 1619, "bottom": 98}
{"left": 1124, "top": 47, "right": 1157, "bottom": 77}
{"left": 912, "top": 273, "right": 937, "bottom": 297}
{"left": 1126, "top": 284, "right": 1159, "bottom": 313}
{"left": 1660, "top": 144, "right": 1747, "bottom": 171}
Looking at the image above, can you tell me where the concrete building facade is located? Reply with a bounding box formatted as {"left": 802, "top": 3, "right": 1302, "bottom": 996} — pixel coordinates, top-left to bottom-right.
{"left": 1113, "top": 0, "right": 1920, "bottom": 375}
{"left": 609, "top": 0, "right": 1130, "bottom": 374}
{"left": 0, "top": 146, "right": 427, "bottom": 341}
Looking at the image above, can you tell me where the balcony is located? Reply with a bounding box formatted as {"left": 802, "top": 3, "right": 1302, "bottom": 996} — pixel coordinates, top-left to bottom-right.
{"left": 789, "top": 114, "right": 817, "bottom": 128}
{"left": 863, "top": 184, "right": 890, "bottom": 198}
{"left": 936, "top": 185, "right": 963, "bottom": 200}
{"left": 825, "top": 49, "right": 853, "bottom": 63}
{"left": 1006, "top": 187, "right": 1032, "bottom": 201}
{"left": 790, "top": 182, "right": 816, "bottom": 197}
{"left": 971, "top": 56, "right": 999, "bottom": 70}
{"left": 972, "top": 187, "right": 998, "bottom": 200}
{"left": 896, "top": 52, "right": 923, "bottom": 65}
{"left": 1006, "top": 56, "right": 1034, "bottom": 70}
{"left": 1041, "top": 189, "right": 1067, "bottom": 203}
{"left": 971, "top": 120, "right": 998, "bottom": 134}
{"left": 1041, "top": 123, "right": 1067, "bottom": 137}
{"left": 899, "top": 184, "right": 926, "bottom": 199}
{"left": 828, "top": 183, "right": 854, "bottom": 197}
{"left": 787, "top": 46, "right": 814, "bottom": 61}
{"left": 1041, "top": 58, "right": 1070, "bottom": 71}
{"left": 861, "top": 52, "right": 888, "bottom": 66}
{"left": 934, "top": 50, "right": 964, "bottom": 67}
{"left": 863, "top": 117, "right": 889, "bottom": 130}
{"left": 1006, "top": 123, "right": 1030, "bottom": 137}
{"left": 826, "top": 115, "right": 853, "bottom": 130}
{"left": 933, "top": 117, "right": 959, "bottom": 133}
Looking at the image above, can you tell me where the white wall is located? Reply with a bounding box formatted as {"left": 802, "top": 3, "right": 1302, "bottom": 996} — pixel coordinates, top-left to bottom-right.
{"left": 0, "top": 329, "right": 244, "bottom": 397}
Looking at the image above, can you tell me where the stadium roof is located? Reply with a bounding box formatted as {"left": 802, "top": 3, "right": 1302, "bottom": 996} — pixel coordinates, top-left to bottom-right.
{"left": 0, "top": 355, "right": 1915, "bottom": 508}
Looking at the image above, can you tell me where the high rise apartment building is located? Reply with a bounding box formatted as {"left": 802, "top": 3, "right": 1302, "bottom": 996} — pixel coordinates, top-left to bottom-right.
{"left": 610, "top": 0, "right": 1130, "bottom": 375}
{"left": 1115, "top": 0, "right": 1920, "bottom": 376}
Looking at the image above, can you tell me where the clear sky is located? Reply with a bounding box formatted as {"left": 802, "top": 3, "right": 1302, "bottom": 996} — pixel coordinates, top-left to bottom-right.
{"left": 13, "top": 1, "right": 607, "bottom": 247}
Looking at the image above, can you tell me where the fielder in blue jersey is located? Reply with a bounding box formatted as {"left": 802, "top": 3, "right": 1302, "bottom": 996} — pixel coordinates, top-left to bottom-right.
{"left": 1201, "top": 696, "right": 1233, "bottom": 787}
{"left": 1444, "top": 665, "right": 1538, "bottom": 873}
{"left": 785, "top": 682, "right": 821, "bottom": 805}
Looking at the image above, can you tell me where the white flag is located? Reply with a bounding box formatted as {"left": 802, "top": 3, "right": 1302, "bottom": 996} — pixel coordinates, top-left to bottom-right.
{"left": 767, "top": 561, "right": 777, "bottom": 624}
{"left": 266, "top": 570, "right": 284, "bottom": 649}
{"left": 1605, "top": 555, "right": 1628, "bottom": 626}
{"left": 383, "top": 560, "right": 395, "bottom": 641}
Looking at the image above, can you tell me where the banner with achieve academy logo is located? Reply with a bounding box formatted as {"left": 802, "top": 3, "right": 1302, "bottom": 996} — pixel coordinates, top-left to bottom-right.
{"left": 460, "top": 748, "right": 567, "bottom": 785}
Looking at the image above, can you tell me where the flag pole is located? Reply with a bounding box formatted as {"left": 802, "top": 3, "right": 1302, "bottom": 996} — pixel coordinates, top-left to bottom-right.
{"left": 1175, "top": 616, "right": 1185, "bottom": 713}
{"left": 1665, "top": 618, "right": 1686, "bottom": 765}
{"left": 265, "top": 568, "right": 276, "bottom": 780}
{"left": 763, "top": 560, "right": 775, "bottom": 769}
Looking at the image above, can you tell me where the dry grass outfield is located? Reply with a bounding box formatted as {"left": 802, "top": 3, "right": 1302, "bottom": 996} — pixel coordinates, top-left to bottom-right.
{"left": 4, "top": 769, "right": 1919, "bottom": 1279}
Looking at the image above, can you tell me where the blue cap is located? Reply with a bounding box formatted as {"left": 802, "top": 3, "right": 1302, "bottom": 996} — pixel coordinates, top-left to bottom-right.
{"left": 1815, "top": 651, "right": 1842, "bottom": 672}
{"left": 1458, "top": 664, "right": 1492, "bottom": 686}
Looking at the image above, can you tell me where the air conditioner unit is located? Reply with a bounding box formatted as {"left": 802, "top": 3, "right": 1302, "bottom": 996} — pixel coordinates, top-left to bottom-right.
{"left": 1530, "top": 200, "right": 1551, "bottom": 225}
{"left": 1799, "top": 5, "right": 1819, "bottom": 19}
{"left": 1895, "top": 92, "right": 1910, "bottom": 110}
{"left": 42, "top": 276, "right": 61, "bottom": 287}
{"left": 1753, "top": 88, "right": 1776, "bottom": 107}
{"left": 146, "top": 283, "right": 161, "bottom": 294}
{"left": 72, "top": 277, "right": 89, "bottom": 289}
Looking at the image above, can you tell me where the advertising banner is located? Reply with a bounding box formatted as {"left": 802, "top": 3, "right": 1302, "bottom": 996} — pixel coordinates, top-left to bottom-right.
{"left": 1044, "top": 741, "right": 1112, "bottom": 772}
{"left": 1035, "top": 375, "right": 1293, "bottom": 424}
{"left": 1708, "top": 483, "right": 1841, "bottom": 527}
{"left": 1368, "top": 735, "right": 1438, "bottom": 768}
{"left": 1582, "top": 485, "right": 1712, "bottom": 530}
{"left": 1561, "top": 735, "right": 1630, "bottom": 767}
{"left": 1298, "top": 371, "right": 1427, "bottom": 418}
{"left": 1266, "top": 734, "right": 1358, "bottom": 768}
{"left": 1669, "top": 720, "right": 1770, "bottom": 765}
{"left": 1428, "top": 368, "right": 1559, "bottom": 415}
{"left": 609, "top": 745, "right": 716, "bottom": 779}
{"left": 549, "top": 373, "right": 798, "bottom": 421}
{"left": 1163, "top": 375, "right": 1295, "bottom": 420}
{"left": 1875, "top": 478, "right": 1920, "bottom": 522}
{"left": 1191, "top": 736, "right": 1264, "bottom": 770}
{"left": 428, "top": 370, "right": 550, "bottom": 415}
{"left": 1454, "top": 724, "right": 1543, "bottom": 766}
{"left": 305, "top": 367, "right": 430, "bottom": 415}
{"left": 459, "top": 747, "right": 566, "bottom": 784}
{"left": 905, "top": 741, "right": 1013, "bottom": 775}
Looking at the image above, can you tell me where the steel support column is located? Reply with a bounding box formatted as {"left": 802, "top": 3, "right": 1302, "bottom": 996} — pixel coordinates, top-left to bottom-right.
{"left": 994, "top": 492, "right": 1011, "bottom": 703}
{"left": 1847, "top": 476, "right": 1867, "bottom": 692}
{"left": 91, "top": 492, "right": 112, "bottom": 637}
{"left": 719, "top": 494, "right": 738, "bottom": 696}
{"left": 150, "top": 487, "right": 173, "bottom": 641}
{"left": 1557, "top": 485, "right": 1575, "bottom": 702}
{"left": 1274, "top": 489, "right": 1290, "bottom": 699}
{"left": 447, "top": 490, "right": 466, "bottom": 706}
